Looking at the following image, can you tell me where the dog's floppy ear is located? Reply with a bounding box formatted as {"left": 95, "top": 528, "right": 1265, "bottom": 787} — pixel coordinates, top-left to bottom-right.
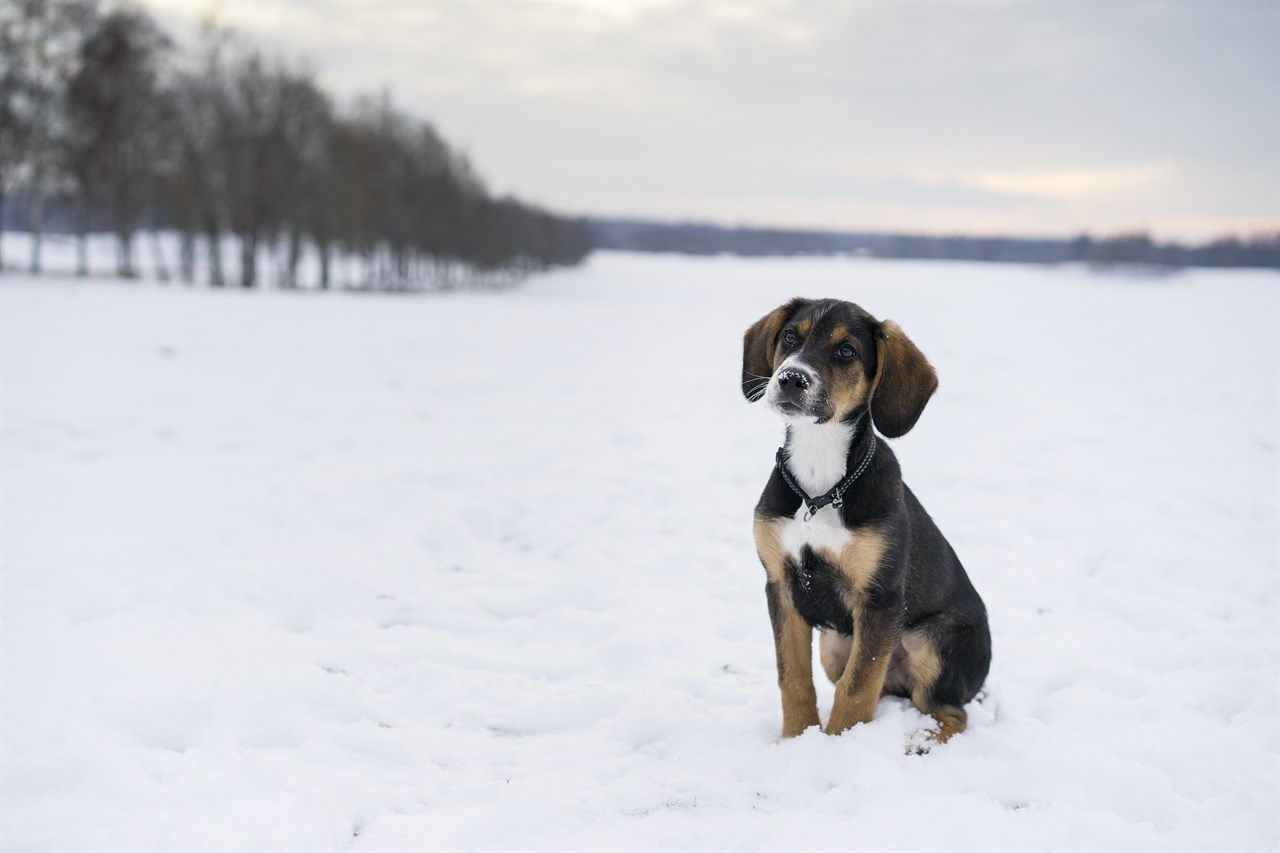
{"left": 742, "top": 298, "right": 808, "bottom": 401}
{"left": 868, "top": 319, "right": 938, "bottom": 437}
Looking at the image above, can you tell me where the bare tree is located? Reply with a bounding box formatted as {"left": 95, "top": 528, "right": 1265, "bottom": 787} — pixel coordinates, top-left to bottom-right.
{"left": 0, "top": 4, "right": 30, "bottom": 268}
{"left": 3, "top": 4, "right": 594, "bottom": 285}
{"left": 173, "top": 22, "right": 240, "bottom": 287}
{"left": 64, "top": 7, "right": 170, "bottom": 278}
{"left": 265, "top": 65, "right": 329, "bottom": 288}
{"left": 3, "top": 0, "right": 96, "bottom": 273}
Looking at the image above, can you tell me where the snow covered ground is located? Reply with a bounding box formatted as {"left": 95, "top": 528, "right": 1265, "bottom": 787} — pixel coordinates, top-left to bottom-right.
{"left": 2, "top": 251, "right": 1277, "bottom": 851}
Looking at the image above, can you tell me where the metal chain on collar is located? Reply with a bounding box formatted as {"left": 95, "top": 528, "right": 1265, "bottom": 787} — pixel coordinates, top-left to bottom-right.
{"left": 775, "top": 435, "right": 877, "bottom": 522}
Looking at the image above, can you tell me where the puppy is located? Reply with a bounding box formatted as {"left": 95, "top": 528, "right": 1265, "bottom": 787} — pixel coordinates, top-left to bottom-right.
{"left": 743, "top": 298, "right": 990, "bottom": 741}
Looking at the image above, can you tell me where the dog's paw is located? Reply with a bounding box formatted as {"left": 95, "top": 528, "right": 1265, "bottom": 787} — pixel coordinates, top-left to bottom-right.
{"left": 780, "top": 722, "right": 819, "bottom": 740}
{"left": 779, "top": 703, "right": 821, "bottom": 739}
{"left": 904, "top": 727, "right": 936, "bottom": 755}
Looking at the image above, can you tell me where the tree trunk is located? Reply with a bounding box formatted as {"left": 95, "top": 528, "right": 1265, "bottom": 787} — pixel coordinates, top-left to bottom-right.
{"left": 76, "top": 197, "right": 89, "bottom": 276}
{"left": 117, "top": 229, "right": 136, "bottom": 278}
{"left": 180, "top": 230, "right": 195, "bottom": 284}
{"left": 318, "top": 241, "right": 330, "bottom": 290}
{"left": 269, "top": 235, "right": 283, "bottom": 288}
{"left": 240, "top": 231, "right": 256, "bottom": 288}
{"left": 28, "top": 191, "right": 44, "bottom": 274}
{"left": 149, "top": 228, "right": 170, "bottom": 282}
{"left": 285, "top": 228, "right": 301, "bottom": 289}
{"left": 207, "top": 224, "right": 224, "bottom": 287}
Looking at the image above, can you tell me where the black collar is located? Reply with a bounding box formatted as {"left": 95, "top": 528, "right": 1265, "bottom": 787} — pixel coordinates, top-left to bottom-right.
{"left": 775, "top": 433, "right": 877, "bottom": 522}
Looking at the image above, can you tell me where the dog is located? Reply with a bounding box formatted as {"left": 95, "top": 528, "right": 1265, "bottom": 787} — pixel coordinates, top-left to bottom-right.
{"left": 743, "top": 298, "right": 990, "bottom": 742}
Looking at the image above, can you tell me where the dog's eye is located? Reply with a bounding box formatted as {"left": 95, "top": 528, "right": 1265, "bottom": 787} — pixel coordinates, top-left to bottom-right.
{"left": 839, "top": 345, "right": 857, "bottom": 360}
{"left": 782, "top": 329, "right": 799, "bottom": 347}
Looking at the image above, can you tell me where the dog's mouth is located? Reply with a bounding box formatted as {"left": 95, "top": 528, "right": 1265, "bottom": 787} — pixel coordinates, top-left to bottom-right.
{"left": 772, "top": 398, "right": 809, "bottom": 417}
{"left": 767, "top": 394, "right": 833, "bottom": 423}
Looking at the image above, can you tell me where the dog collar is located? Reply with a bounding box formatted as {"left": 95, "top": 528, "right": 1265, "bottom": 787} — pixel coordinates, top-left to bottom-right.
{"left": 775, "top": 436, "right": 877, "bottom": 522}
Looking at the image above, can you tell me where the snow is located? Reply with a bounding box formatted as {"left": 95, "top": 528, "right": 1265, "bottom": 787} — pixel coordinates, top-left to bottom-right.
{"left": 2, "top": 251, "right": 1277, "bottom": 851}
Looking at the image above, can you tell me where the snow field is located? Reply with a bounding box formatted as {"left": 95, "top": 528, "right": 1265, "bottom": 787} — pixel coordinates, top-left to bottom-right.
{"left": 2, "top": 252, "right": 1277, "bottom": 850}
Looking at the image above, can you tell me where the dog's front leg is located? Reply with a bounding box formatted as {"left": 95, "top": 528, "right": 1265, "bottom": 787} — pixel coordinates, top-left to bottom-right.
{"left": 826, "top": 605, "right": 898, "bottom": 735}
{"left": 765, "top": 580, "right": 819, "bottom": 737}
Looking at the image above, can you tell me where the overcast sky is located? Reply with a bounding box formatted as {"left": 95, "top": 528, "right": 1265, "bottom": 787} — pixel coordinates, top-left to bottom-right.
{"left": 141, "top": 0, "right": 1279, "bottom": 241}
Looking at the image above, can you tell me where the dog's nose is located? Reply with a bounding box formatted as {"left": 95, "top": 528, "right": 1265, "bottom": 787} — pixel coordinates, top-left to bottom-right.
{"left": 777, "top": 368, "right": 812, "bottom": 393}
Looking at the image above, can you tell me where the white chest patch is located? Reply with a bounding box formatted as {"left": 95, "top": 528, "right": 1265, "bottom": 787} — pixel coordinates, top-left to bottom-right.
{"left": 778, "top": 419, "right": 858, "bottom": 562}
{"left": 779, "top": 504, "right": 852, "bottom": 561}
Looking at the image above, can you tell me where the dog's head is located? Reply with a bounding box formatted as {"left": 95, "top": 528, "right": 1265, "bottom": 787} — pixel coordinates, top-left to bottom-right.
{"left": 741, "top": 298, "right": 938, "bottom": 437}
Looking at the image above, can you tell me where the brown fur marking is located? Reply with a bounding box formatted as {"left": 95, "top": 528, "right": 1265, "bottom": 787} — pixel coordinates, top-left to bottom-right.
{"left": 776, "top": 608, "right": 819, "bottom": 737}
{"left": 898, "top": 630, "right": 967, "bottom": 741}
{"left": 904, "top": 630, "right": 943, "bottom": 712}
{"left": 741, "top": 303, "right": 796, "bottom": 394}
{"left": 869, "top": 319, "right": 938, "bottom": 438}
{"left": 825, "top": 609, "right": 897, "bottom": 735}
{"left": 826, "top": 369, "right": 870, "bottom": 423}
{"left": 801, "top": 526, "right": 887, "bottom": 596}
{"left": 753, "top": 516, "right": 789, "bottom": 586}
{"left": 837, "top": 526, "right": 888, "bottom": 594}
{"left": 754, "top": 516, "right": 819, "bottom": 737}
{"left": 929, "top": 706, "right": 968, "bottom": 742}
{"left": 822, "top": 529, "right": 893, "bottom": 734}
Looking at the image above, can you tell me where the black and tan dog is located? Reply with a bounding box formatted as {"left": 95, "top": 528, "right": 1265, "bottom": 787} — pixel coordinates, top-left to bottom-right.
{"left": 743, "top": 298, "right": 990, "bottom": 742}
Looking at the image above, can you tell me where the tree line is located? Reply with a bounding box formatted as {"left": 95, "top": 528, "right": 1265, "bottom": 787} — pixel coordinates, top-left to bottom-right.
{"left": 589, "top": 219, "right": 1280, "bottom": 270}
{"left": 3, "top": 0, "right": 1272, "bottom": 286}
{"left": 0, "top": 0, "right": 591, "bottom": 289}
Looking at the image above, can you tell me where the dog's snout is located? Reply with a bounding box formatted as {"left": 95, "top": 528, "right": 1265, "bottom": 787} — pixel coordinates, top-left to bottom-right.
{"left": 778, "top": 368, "right": 812, "bottom": 391}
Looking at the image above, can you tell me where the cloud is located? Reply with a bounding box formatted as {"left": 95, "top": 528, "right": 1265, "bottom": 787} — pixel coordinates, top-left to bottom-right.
{"left": 138, "top": 0, "right": 1279, "bottom": 240}
{"left": 957, "top": 163, "right": 1175, "bottom": 203}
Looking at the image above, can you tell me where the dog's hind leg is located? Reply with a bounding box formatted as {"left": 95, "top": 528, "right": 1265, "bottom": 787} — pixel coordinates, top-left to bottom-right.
{"left": 818, "top": 630, "right": 852, "bottom": 685}
{"left": 902, "top": 621, "right": 989, "bottom": 743}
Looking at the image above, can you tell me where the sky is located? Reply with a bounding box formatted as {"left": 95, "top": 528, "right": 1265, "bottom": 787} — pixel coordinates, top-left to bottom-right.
{"left": 140, "top": 0, "right": 1280, "bottom": 241}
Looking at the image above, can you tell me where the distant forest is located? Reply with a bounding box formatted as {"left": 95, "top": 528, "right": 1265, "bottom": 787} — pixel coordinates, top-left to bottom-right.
{"left": 0, "top": 0, "right": 591, "bottom": 288}
{"left": 2, "top": 1, "right": 1275, "bottom": 289}
{"left": 589, "top": 220, "right": 1280, "bottom": 270}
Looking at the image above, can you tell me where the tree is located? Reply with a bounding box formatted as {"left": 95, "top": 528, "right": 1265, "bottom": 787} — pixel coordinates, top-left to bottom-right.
{"left": 0, "top": 4, "right": 29, "bottom": 267}
{"left": 1, "top": 0, "right": 96, "bottom": 273}
{"left": 64, "top": 6, "right": 171, "bottom": 277}
{"left": 266, "top": 65, "right": 330, "bottom": 288}
{"left": 2, "top": 4, "right": 595, "bottom": 286}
